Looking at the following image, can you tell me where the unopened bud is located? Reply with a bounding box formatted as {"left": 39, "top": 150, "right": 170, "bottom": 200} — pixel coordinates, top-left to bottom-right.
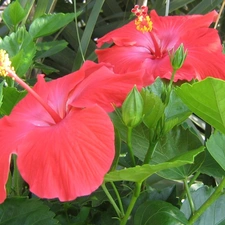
{"left": 122, "top": 86, "right": 143, "bottom": 128}
{"left": 169, "top": 44, "right": 187, "bottom": 70}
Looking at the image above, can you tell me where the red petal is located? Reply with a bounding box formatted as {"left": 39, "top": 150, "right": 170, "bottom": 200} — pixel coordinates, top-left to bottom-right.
{"left": 0, "top": 117, "right": 35, "bottom": 203}
{"left": 69, "top": 64, "right": 144, "bottom": 111}
{"left": 17, "top": 105, "right": 115, "bottom": 201}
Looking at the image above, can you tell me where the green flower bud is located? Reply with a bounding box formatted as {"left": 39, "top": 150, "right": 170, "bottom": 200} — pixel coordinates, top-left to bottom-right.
{"left": 122, "top": 86, "right": 143, "bottom": 128}
{"left": 169, "top": 43, "right": 187, "bottom": 70}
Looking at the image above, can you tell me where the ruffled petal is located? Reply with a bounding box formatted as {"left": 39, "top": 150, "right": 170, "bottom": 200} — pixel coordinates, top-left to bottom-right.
{"left": 0, "top": 117, "right": 35, "bottom": 203}
{"left": 17, "top": 105, "right": 115, "bottom": 201}
{"left": 69, "top": 64, "right": 144, "bottom": 111}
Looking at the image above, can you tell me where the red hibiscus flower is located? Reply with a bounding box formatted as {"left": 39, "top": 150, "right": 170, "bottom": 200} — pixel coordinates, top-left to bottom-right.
{"left": 0, "top": 55, "right": 143, "bottom": 203}
{"left": 96, "top": 7, "right": 225, "bottom": 85}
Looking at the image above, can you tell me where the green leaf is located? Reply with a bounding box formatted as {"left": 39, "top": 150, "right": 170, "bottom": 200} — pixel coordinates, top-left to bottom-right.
{"left": 199, "top": 148, "right": 225, "bottom": 177}
{"left": 188, "top": 0, "right": 223, "bottom": 14}
{"left": 110, "top": 111, "right": 150, "bottom": 161}
{"left": 0, "top": 87, "right": 27, "bottom": 115}
{"left": 73, "top": 0, "right": 105, "bottom": 70}
{"left": 151, "top": 126, "right": 205, "bottom": 180}
{"left": 29, "top": 13, "right": 75, "bottom": 39}
{"left": 134, "top": 201, "right": 188, "bottom": 225}
{"left": 104, "top": 147, "right": 203, "bottom": 182}
{"left": 35, "top": 40, "right": 68, "bottom": 59}
{"left": 181, "top": 186, "right": 225, "bottom": 225}
{"left": 176, "top": 78, "right": 225, "bottom": 134}
{"left": 2, "top": 0, "right": 26, "bottom": 31}
{"left": 206, "top": 131, "right": 225, "bottom": 171}
{"left": 0, "top": 198, "right": 58, "bottom": 225}
{"left": 164, "top": 90, "right": 191, "bottom": 133}
{"left": 0, "top": 27, "right": 36, "bottom": 76}
{"left": 34, "top": 62, "right": 59, "bottom": 75}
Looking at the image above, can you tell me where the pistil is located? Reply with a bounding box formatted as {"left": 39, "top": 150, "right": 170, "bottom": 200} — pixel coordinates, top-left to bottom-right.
{"left": 0, "top": 50, "right": 62, "bottom": 124}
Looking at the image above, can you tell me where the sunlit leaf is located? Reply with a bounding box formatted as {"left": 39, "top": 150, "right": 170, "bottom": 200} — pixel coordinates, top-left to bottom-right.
{"left": 2, "top": 1, "right": 26, "bottom": 31}
{"left": 206, "top": 131, "right": 225, "bottom": 171}
{"left": 176, "top": 78, "right": 225, "bottom": 134}
{"left": 0, "top": 87, "right": 26, "bottom": 115}
{"left": 0, "top": 27, "right": 36, "bottom": 76}
{"left": 104, "top": 147, "right": 203, "bottom": 182}
{"left": 29, "top": 13, "right": 75, "bottom": 39}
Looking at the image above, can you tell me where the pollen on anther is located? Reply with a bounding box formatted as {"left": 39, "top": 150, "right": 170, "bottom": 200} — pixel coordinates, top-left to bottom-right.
{"left": 0, "top": 49, "right": 14, "bottom": 77}
{"left": 131, "top": 5, "right": 153, "bottom": 33}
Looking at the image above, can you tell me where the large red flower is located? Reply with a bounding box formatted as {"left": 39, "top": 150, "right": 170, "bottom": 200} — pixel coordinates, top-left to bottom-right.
{"left": 0, "top": 60, "right": 143, "bottom": 203}
{"left": 96, "top": 9, "right": 225, "bottom": 85}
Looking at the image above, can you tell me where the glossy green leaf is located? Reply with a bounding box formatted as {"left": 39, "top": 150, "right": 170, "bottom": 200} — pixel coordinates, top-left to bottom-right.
{"left": 0, "top": 87, "right": 26, "bottom": 115}
{"left": 206, "top": 131, "right": 225, "bottom": 171}
{"left": 104, "top": 147, "right": 203, "bottom": 182}
{"left": 29, "top": 13, "right": 75, "bottom": 39}
{"left": 35, "top": 40, "right": 68, "bottom": 59}
{"left": 0, "top": 27, "right": 36, "bottom": 76}
{"left": 200, "top": 148, "right": 225, "bottom": 177}
{"left": 181, "top": 186, "right": 225, "bottom": 225}
{"left": 164, "top": 90, "right": 191, "bottom": 133}
{"left": 176, "top": 78, "right": 225, "bottom": 134}
{"left": 2, "top": 0, "right": 26, "bottom": 31}
{"left": 134, "top": 201, "right": 188, "bottom": 225}
{"left": 0, "top": 198, "right": 58, "bottom": 225}
{"left": 151, "top": 126, "right": 204, "bottom": 180}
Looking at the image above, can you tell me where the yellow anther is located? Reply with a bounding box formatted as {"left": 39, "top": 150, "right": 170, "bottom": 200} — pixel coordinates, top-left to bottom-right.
{"left": 0, "top": 49, "right": 14, "bottom": 77}
{"left": 131, "top": 5, "right": 153, "bottom": 33}
{"left": 135, "top": 15, "right": 153, "bottom": 33}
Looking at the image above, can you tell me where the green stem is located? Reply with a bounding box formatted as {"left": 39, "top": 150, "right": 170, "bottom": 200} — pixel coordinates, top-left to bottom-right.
{"left": 143, "top": 140, "right": 157, "bottom": 164}
{"left": 127, "top": 127, "right": 135, "bottom": 166}
{"left": 179, "top": 172, "right": 200, "bottom": 204}
{"left": 188, "top": 177, "right": 225, "bottom": 225}
{"left": 184, "top": 178, "right": 195, "bottom": 216}
{"left": 101, "top": 182, "right": 122, "bottom": 218}
{"left": 111, "top": 182, "right": 125, "bottom": 216}
{"left": 73, "top": 1, "right": 85, "bottom": 63}
{"left": 189, "top": 172, "right": 201, "bottom": 187}
{"left": 120, "top": 182, "right": 142, "bottom": 225}
{"left": 165, "top": 69, "right": 177, "bottom": 105}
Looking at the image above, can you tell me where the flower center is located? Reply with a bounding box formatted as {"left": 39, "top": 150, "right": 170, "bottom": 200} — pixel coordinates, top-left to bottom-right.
{"left": 0, "top": 49, "right": 62, "bottom": 124}
{"left": 132, "top": 5, "right": 167, "bottom": 59}
{"left": 131, "top": 5, "right": 153, "bottom": 33}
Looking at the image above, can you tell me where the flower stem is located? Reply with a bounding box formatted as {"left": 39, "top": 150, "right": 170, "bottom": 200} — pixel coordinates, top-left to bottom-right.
{"left": 184, "top": 178, "right": 195, "bottom": 217}
{"left": 6, "top": 69, "right": 62, "bottom": 123}
{"left": 127, "top": 127, "right": 136, "bottom": 166}
{"left": 188, "top": 177, "right": 225, "bottom": 224}
{"left": 143, "top": 139, "right": 157, "bottom": 164}
{"left": 101, "top": 182, "right": 123, "bottom": 218}
{"left": 111, "top": 182, "right": 125, "bottom": 216}
{"left": 120, "top": 182, "right": 142, "bottom": 225}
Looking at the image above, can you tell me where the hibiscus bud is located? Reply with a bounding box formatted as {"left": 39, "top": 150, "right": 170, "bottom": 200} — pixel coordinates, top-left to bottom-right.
{"left": 169, "top": 43, "right": 187, "bottom": 70}
{"left": 122, "top": 86, "right": 143, "bottom": 128}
